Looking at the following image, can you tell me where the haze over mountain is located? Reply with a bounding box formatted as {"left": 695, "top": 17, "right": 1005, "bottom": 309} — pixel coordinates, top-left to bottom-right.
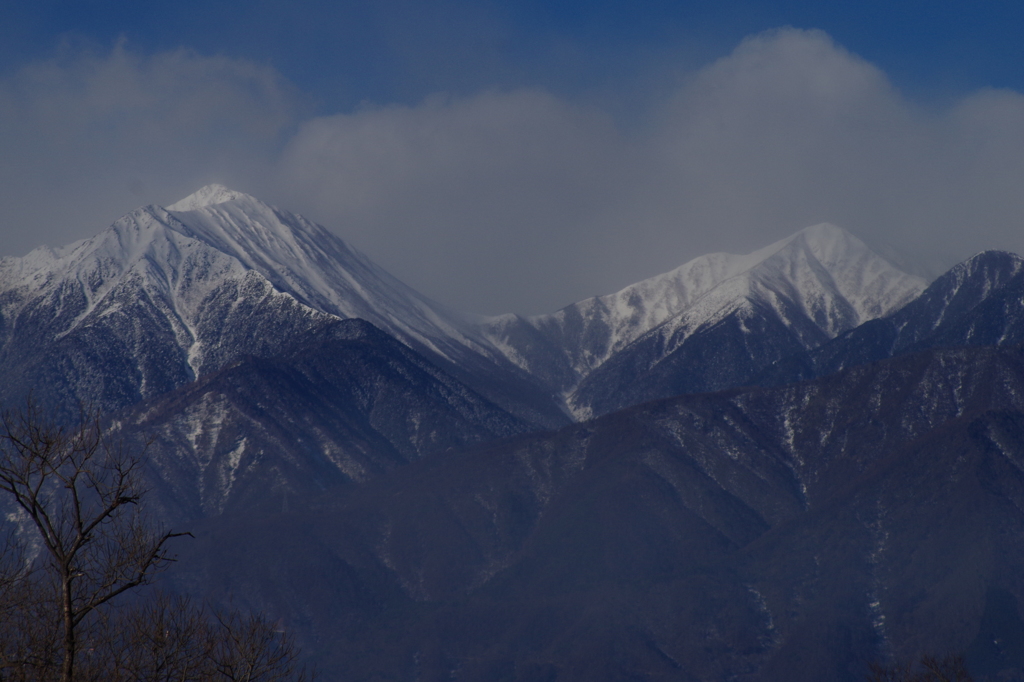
{"left": 162, "top": 343, "right": 1024, "bottom": 681}
{"left": 4, "top": 187, "right": 1024, "bottom": 680}
{"left": 6, "top": 26, "right": 1024, "bottom": 317}
{"left": 483, "top": 222, "right": 925, "bottom": 418}
{"left": 759, "top": 249, "right": 1024, "bottom": 386}
{"left": 0, "top": 185, "right": 565, "bottom": 427}
{"left": 0, "top": 185, "right": 926, "bottom": 424}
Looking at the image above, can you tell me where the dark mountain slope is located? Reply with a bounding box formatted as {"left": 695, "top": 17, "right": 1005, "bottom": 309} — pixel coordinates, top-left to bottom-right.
{"left": 565, "top": 227, "right": 926, "bottom": 419}
{"left": 159, "top": 344, "right": 1024, "bottom": 680}
{"left": 481, "top": 224, "right": 924, "bottom": 419}
{"left": 568, "top": 295, "right": 821, "bottom": 418}
{"left": 0, "top": 266, "right": 332, "bottom": 424}
{"left": 117, "top": 318, "right": 532, "bottom": 521}
{"left": 0, "top": 190, "right": 570, "bottom": 430}
{"left": 739, "top": 406, "right": 1024, "bottom": 681}
{"left": 760, "top": 250, "right": 1024, "bottom": 386}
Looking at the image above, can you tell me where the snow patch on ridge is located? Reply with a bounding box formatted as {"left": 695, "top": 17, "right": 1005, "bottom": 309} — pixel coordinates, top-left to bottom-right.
{"left": 166, "top": 184, "right": 250, "bottom": 211}
{"left": 0, "top": 184, "right": 514, "bottom": 420}
{"left": 163, "top": 186, "right": 493, "bottom": 364}
{"left": 0, "top": 184, "right": 935, "bottom": 432}
{"left": 481, "top": 222, "right": 927, "bottom": 400}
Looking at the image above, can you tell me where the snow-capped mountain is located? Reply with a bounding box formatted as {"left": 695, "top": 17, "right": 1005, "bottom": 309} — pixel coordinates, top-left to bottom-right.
{"left": 759, "top": 249, "right": 1024, "bottom": 386}
{"left": 481, "top": 223, "right": 926, "bottom": 417}
{"left": 0, "top": 185, "right": 564, "bottom": 426}
{"left": 164, "top": 342, "right": 1024, "bottom": 680}
{"left": 118, "top": 319, "right": 531, "bottom": 520}
{"left": 0, "top": 198, "right": 323, "bottom": 419}
{"left": 0, "top": 186, "right": 925, "bottom": 425}
{"left": 163, "top": 185, "right": 488, "bottom": 361}
{"left": 9, "top": 185, "right": 1024, "bottom": 681}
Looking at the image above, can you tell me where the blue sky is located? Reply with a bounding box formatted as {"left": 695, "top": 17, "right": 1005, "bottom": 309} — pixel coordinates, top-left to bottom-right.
{"left": 6, "top": 1, "right": 1023, "bottom": 108}
{"left": 2, "top": 1, "right": 1024, "bottom": 313}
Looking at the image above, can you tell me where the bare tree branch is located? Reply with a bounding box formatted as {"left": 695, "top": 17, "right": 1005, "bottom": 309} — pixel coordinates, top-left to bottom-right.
{"left": 0, "top": 400, "right": 184, "bottom": 682}
{"left": 0, "top": 400, "right": 313, "bottom": 682}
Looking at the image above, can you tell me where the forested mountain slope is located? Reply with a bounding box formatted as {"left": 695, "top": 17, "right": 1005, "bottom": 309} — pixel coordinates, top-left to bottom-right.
{"left": 161, "top": 344, "right": 1024, "bottom": 681}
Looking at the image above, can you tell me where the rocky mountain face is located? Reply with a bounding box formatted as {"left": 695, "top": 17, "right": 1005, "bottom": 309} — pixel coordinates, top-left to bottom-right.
{"left": 759, "top": 249, "right": 1024, "bottom": 386}
{"left": 481, "top": 223, "right": 925, "bottom": 418}
{"left": 162, "top": 343, "right": 1024, "bottom": 681}
{"left": 115, "top": 318, "right": 533, "bottom": 522}
{"left": 0, "top": 186, "right": 566, "bottom": 428}
{"left": 0, "top": 188, "right": 927, "bottom": 427}
{"left": 6, "top": 186, "right": 1024, "bottom": 681}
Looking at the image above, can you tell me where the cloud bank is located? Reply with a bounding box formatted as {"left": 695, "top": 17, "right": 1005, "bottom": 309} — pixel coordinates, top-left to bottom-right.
{"left": 0, "top": 42, "right": 296, "bottom": 251}
{"left": 2, "top": 29, "right": 1024, "bottom": 314}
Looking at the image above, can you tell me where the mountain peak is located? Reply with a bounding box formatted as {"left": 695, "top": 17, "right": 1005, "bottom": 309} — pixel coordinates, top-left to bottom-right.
{"left": 797, "top": 222, "right": 847, "bottom": 240}
{"left": 789, "top": 222, "right": 861, "bottom": 258}
{"left": 166, "top": 184, "right": 250, "bottom": 212}
{"left": 957, "top": 249, "right": 1024, "bottom": 273}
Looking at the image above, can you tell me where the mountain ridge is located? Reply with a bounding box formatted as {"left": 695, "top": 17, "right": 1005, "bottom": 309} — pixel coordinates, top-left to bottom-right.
{"left": 160, "top": 342, "right": 1024, "bottom": 680}
{"left": 0, "top": 185, "right": 927, "bottom": 425}
{"left": 757, "top": 249, "right": 1024, "bottom": 386}
{"left": 0, "top": 188, "right": 568, "bottom": 427}
{"left": 479, "top": 222, "right": 925, "bottom": 416}
{"left": 5, "top": 185, "right": 1024, "bottom": 681}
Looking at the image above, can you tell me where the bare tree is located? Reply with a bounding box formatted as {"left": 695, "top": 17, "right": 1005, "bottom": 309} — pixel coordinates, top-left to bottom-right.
{"left": 868, "top": 653, "right": 974, "bottom": 682}
{"left": 208, "top": 607, "right": 311, "bottom": 682}
{"left": 0, "top": 402, "right": 186, "bottom": 682}
{"left": 0, "top": 401, "right": 313, "bottom": 682}
{"left": 104, "top": 592, "right": 215, "bottom": 682}
{"left": 66, "top": 590, "right": 314, "bottom": 682}
{"left": 91, "top": 592, "right": 313, "bottom": 682}
{"left": 0, "top": 526, "right": 60, "bottom": 681}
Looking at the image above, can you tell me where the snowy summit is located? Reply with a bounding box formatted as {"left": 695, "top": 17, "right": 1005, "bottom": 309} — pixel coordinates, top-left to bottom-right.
{"left": 166, "top": 184, "right": 251, "bottom": 212}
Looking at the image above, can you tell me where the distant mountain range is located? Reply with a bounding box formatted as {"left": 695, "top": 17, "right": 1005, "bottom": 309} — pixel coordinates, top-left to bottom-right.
{"left": 3, "top": 186, "right": 1024, "bottom": 680}
{"left": 759, "top": 249, "right": 1024, "bottom": 386}
{"left": 167, "top": 343, "right": 1024, "bottom": 681}
{"left": 0, "top": 185, "right": 924, "bottom": 422}
{"left": 489, "top": 222, "right": 925, "bottom": 418}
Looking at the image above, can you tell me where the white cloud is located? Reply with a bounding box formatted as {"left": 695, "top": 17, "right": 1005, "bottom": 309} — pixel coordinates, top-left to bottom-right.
{"left": 4, "top": 29, "right": 1024, "bottom": 314}
{"left": 645, "top": 28, "right": 1024, "bottom": 272}
{"left": 274, "top": 29, "right": 1024, "bottom": 313}
{"left": 274, "top": 90, "right": 634, "bottom": 312}
{"left": 0, "top": 42, "right": 297, "bottom": 254}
